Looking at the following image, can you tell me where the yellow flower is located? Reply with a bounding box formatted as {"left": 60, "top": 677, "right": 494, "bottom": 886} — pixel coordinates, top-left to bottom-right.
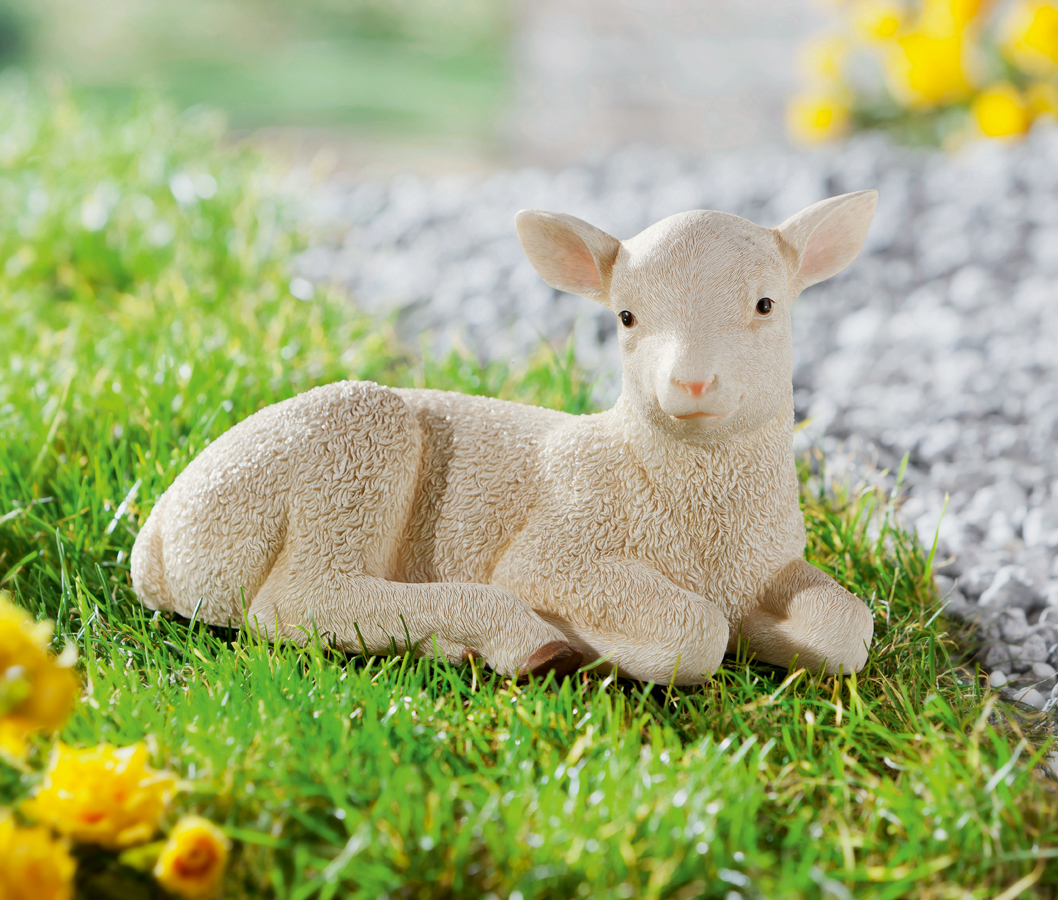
{"left": 801, "top": 34, "right": 851, "bottom": 81}
{"left": 851, "top": 0, "right": 906, "bottom": 41}
{"left": 1027, "top": 80, "right": 1058, "bottom": 115}
{"left": 787, "top": 92, "right": 852, "bottom": 144}
{"left": 153, "top": 816, "right": 230, "bottom": 900}
{"left": 0, "top": 812, "right": 77, "bottom": 900}
{"left": 885, "top": 30, "right": 974, "bottom": 107}
{"left": 973, "top": 83, "right": 1034, "bottom": 136}
{"left": 22, "top": 742, "right": 176, "bottom": 849}
{"left": 0, "top": 593, "right": 79, "bottom": 756}
{"left": 920, "top": 0, "right": 991, "bottom": 35}
{"left": 1003, "top": 2, "right": 1058, "bottom": 73}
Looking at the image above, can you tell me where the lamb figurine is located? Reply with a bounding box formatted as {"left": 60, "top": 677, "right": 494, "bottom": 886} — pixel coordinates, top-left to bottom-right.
{"left": 131, "top": 190, "right": 878, "bottom": 685}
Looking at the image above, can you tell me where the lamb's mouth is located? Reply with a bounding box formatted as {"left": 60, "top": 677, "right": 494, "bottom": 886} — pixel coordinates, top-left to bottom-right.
{"left": 673, "top": 411, "right": 730, "bottom": 421}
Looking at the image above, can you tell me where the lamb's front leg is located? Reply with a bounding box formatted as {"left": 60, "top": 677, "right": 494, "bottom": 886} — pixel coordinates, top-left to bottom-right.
{"left": 737, "top": 559, "right": 874, "bottom": 675}
{"left": 496, "top": 559, "right": 730, "bottom": 685}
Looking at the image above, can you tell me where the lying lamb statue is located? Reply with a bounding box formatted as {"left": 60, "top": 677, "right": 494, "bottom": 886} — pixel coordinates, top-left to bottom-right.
{"left": 131, "top": 190, "right": 878, "bottom": 684}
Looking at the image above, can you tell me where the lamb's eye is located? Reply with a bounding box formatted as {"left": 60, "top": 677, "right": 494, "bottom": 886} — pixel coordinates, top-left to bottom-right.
{"left": 756, "top": 297, "right": 773, "bottom": 315}
{"left": 619, "top": 310, "right": 636, "bottom": 328}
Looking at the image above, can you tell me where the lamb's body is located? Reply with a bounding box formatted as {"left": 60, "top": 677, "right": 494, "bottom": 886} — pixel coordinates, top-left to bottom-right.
{"left": 133, "top": 193, "right": 880, "bottom": 683}
{"left": 134, "top": 382, "right": 803, "bottom": 680}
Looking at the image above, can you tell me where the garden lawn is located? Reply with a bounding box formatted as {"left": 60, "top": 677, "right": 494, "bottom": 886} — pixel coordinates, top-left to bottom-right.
{"left": 2, "top": 81, "right": 1058, "bottom": 900}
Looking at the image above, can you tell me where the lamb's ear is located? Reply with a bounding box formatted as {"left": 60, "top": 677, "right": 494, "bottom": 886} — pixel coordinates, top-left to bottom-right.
{"left": 775, "top": 190, "right": 877, "bottom": 295}
{"left": 515, "top": 210, "right": 621, "bottom": 304}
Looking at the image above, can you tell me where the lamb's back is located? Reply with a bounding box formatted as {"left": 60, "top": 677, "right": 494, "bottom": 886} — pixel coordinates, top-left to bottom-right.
{"left": 391, "top": 388, "right": 577, "bottom": 584}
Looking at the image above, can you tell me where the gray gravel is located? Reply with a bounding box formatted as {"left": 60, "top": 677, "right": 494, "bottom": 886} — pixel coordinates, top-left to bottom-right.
{"left": 290, "top": 126, "right": 1058, "bottom": 706}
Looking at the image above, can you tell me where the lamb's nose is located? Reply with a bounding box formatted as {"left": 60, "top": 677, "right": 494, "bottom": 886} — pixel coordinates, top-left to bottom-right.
{"left": 674, "top": 377, "right": 716, "bottom": 397}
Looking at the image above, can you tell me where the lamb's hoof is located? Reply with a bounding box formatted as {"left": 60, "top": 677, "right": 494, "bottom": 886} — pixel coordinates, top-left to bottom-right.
{"left": 517, "top": 641, "right": 583, "bottom": 681}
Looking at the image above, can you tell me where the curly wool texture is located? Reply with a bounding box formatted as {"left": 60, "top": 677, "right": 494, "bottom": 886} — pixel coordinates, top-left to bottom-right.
{"left": 132, "top": 193, "right": 879, "bottom": 684}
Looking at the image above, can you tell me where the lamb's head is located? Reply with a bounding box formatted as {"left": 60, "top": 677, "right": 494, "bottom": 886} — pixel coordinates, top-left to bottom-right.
{"left": 516, "top": 190, "right": 877, "bottom": 446}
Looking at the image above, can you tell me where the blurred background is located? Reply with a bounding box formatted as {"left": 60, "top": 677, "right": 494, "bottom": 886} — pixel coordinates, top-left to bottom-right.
{"left": 2, "top": 0, "right": 1055, "bottom": 164}
{"left": 0, "top": 0, "right": 827, "bottom": 168}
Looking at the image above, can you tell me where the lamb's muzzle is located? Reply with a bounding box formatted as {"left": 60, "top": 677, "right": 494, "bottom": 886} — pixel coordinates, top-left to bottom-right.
{"left": 131, "top": 190, "right": 879, "bottom": 684}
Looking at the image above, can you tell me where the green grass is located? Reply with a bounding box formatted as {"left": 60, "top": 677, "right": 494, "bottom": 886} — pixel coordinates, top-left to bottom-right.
{"left": 0, "top": 0, "right": 509, "bottom": 136}
{"left": 2, "top": 81, "right": 1058, "bottom": 899}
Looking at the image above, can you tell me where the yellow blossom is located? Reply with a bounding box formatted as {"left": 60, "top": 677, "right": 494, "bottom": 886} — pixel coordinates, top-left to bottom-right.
{"left": 973, "top": 83, "right": 1034, "bottom": 136}
{"left": 1027, "top": 80, "right": 1058, "bottom": 115}
{"left": 801, "top": 33, "right": 851, "bottom": 82}
{"left": 22, "top": 742, "right": 176, "bottom": 849}
{"left": 851, "top": 0, "right": 906, "bottom": 41}
{"left": 153, "top": 816, "right": 230, "bottom": 900}
{"left": 884, "top": 30, "right": 974, "bottom": 107}
{"left": 1003, "top": 2, "right": 1058, "bottom": 73}
{"left": 920, "top": 0, "right": 991, "bottom": 35}
{"left": 0, "top": 812, "right": 77, "bottom": 900}
{"left": 0, "top": 593, "right": 79, "bottom": 756}
{"left": 787, "top": 91, "right": 852, "bottom": 144}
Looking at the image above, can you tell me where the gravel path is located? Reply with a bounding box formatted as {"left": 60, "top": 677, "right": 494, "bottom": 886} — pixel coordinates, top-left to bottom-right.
{"left": 292, "top": 128, "right": 1058, "bottom": 706}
